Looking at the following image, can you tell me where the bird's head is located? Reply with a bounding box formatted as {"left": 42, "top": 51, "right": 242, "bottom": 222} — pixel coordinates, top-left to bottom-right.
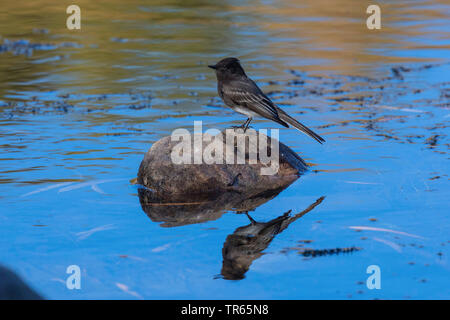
{"left": 208, "top": 57, "right": 246, "bottom": 79}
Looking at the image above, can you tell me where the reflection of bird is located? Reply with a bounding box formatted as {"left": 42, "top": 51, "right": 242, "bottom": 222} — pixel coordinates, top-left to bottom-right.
{"left": 209, "top": 57, "right": 325, "bottom": 143}
{"left": 221, "top": 196, "right": 325, "bottom": 280}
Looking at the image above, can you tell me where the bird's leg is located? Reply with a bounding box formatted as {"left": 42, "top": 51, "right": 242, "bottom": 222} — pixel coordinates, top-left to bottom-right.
{"left": 244, "top": 211, "right": 257, "bottom": 225}
{"left": 230, "top": 118, "right": 250, "bottom": 130}
{"left": 243, "top": 118, "right": 252, "bottom": 132}
{"left": 241, "top": 118, "right": 250, "bottom": 128}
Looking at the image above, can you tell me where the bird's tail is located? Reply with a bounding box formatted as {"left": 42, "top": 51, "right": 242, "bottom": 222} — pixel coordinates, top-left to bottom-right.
{"left": 278, "top": 110, "right": 325, "bottom": 144}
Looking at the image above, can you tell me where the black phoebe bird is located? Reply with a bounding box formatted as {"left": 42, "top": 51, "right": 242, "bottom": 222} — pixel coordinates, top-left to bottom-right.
{"left": 209, "top": 57, "right": 325, "bottom": 144}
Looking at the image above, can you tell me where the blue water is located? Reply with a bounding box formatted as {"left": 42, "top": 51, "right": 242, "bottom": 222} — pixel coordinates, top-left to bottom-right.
{"left": 0, "top": 0, "right": 449, "bottom": 299}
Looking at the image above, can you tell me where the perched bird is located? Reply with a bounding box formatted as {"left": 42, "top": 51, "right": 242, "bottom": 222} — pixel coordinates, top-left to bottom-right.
{"left": 209, "top": 57, "right": 325, "bottom": 143}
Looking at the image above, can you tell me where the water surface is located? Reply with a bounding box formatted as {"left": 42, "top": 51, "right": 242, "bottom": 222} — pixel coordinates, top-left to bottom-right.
{"left": 0, "top": 0, "right": 449, "bottom": 299}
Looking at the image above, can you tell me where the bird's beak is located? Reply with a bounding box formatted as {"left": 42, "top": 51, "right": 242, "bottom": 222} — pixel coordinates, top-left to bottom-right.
{"left": 208, "top": 64, "right": 217, "bottom": 70}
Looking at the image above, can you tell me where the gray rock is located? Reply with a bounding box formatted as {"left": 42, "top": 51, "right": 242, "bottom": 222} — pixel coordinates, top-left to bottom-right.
{"left": 137, "top": 128, "right": 307, "bottom": 199}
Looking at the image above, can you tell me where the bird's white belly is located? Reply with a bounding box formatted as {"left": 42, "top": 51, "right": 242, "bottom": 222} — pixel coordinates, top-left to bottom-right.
{"left": 230, "top": 105, "right": 259, "bottom": 118}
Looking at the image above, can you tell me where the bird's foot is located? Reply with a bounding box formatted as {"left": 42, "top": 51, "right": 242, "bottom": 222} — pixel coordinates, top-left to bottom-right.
{"left": 228, "top": 125, "right": 253, "bottom": 132}
{"left": 229, "top": 118, "right": 252, "bottom": 132}
{"left": 228, "top": 125, "right": 246, "bottom": 133}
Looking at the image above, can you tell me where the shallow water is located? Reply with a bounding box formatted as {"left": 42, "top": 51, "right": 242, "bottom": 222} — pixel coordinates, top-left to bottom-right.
{"left": 0, "top": 0, "right": 449, "bottom": 299}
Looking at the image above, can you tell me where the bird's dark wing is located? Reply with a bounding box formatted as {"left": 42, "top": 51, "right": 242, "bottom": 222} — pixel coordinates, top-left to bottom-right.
{"left": 221, "top": 77, "right": 325, "bottom": 144}
{"left": 222, "top": 79, "right": 288, "bottom": 127}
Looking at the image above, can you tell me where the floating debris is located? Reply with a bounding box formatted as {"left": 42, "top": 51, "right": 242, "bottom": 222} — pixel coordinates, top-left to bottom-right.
{"left": 295, "top": 246, "right": 361, "bottom": 257}
{"left": 115, "top": 283, "right": 143, "bottom": 300}
{"left": 425, "top": 135, "right": 439, "bottom": 147}
{"left": 373, "top": 237, "right": 402, "bottom": 252}
{"left": 349, "top": 226, "right": 424, "bottom": 239}
{"left": 75, "top": 224, "right": 116, "bottom": 241}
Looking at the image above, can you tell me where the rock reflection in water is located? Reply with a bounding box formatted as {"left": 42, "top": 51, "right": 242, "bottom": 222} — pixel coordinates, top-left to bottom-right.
{"left": 138, "top": 188, "right": 324, "bottom": 280}
{"left": 137, "top": 184, "right": 293, "bottom": 228}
